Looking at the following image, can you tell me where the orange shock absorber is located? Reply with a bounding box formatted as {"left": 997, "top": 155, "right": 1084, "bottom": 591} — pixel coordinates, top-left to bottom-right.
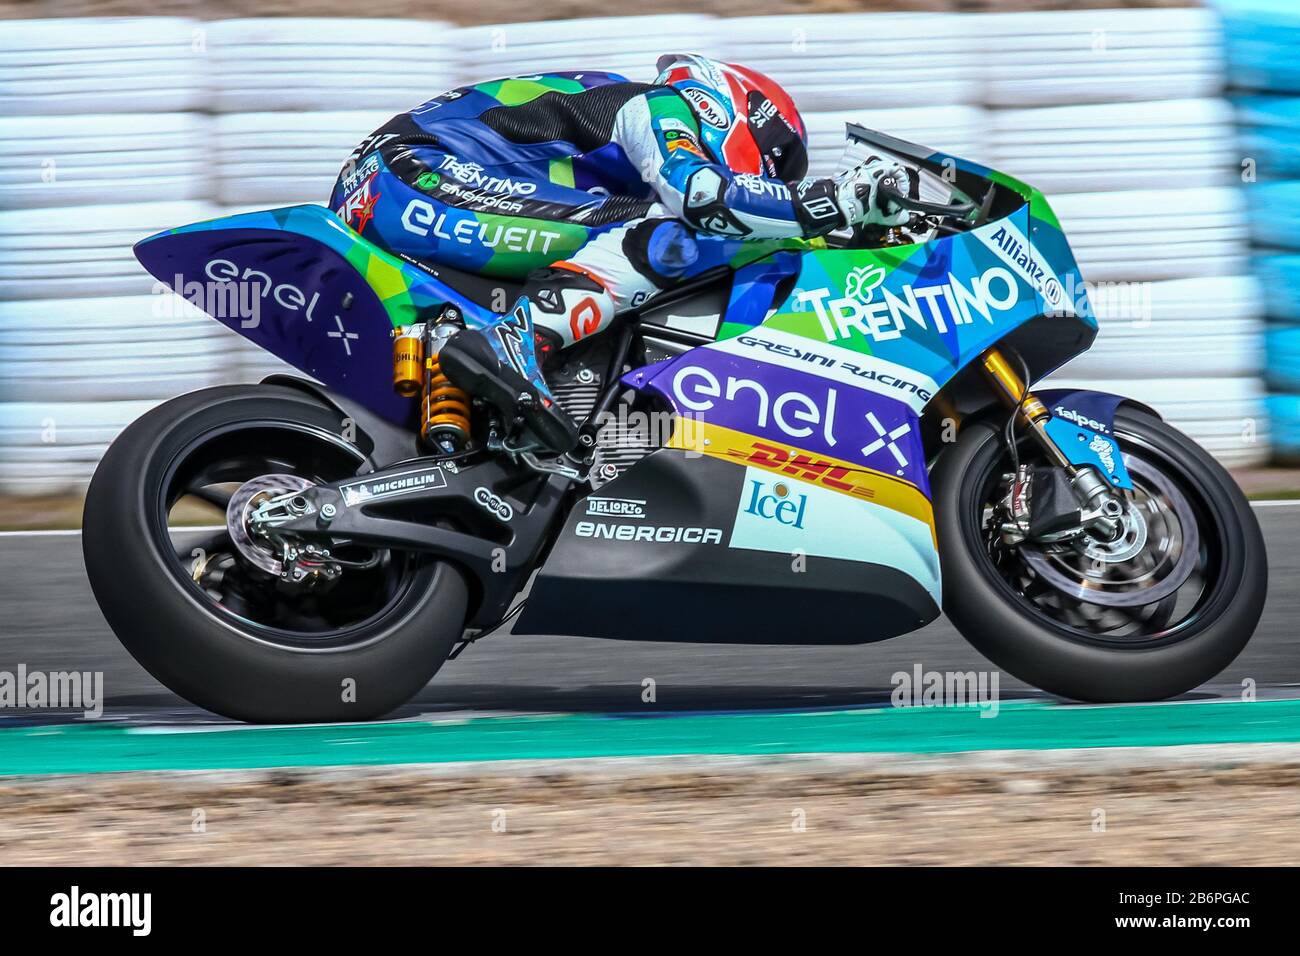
{"left": 421, "top": 325, "right": 471, "bottom": 451}
{"left": 392, "top": 325, "right": 424, "bottom": 397}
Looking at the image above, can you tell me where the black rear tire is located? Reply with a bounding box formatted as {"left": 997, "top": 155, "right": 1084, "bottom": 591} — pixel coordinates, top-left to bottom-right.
{"left": 84, "top": 384, "right": 469, "bottom": 723}
{"left": 932, "top": 407, "right": 1267, "bottom": 702}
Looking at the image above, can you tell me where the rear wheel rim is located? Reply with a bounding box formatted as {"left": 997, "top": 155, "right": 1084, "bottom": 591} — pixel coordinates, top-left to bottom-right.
{"left": 148, "top": 420, "right": 426, "bottom": 651}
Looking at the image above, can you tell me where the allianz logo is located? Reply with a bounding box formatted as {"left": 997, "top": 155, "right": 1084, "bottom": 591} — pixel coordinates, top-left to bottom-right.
{"left": 988, "top": 226, "right": 1063, "bottom": 306}
{"left": 796, "top": 266, "right": 1020, "bottom": 344}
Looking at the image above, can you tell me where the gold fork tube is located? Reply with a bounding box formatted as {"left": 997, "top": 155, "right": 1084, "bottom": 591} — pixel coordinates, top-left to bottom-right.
{"left": 980, "top": 347, "right": 1073, "bottom": 471}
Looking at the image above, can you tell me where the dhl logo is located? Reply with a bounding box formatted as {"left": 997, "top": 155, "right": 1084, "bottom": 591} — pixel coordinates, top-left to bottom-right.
{"left": 669, "top": 419, "right": 935, "bottom": 537}
{"left": 737, "top": 442, "right": 875, "bottom": 497}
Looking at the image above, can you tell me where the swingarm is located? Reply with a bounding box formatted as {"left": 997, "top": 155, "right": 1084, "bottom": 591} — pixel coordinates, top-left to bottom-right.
{"left": 243, "top": 456, "right": 569, "bottom": 625}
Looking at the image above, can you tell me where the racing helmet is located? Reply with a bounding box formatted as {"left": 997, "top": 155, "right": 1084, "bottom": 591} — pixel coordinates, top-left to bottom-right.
{"left": 654, "top": 53, "right": 808, "bottom": 181}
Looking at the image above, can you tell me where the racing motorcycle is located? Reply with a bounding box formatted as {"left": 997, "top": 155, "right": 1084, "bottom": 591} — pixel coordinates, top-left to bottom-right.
{"left": 83, "top": 125, "right": 1268, "bottom": 722}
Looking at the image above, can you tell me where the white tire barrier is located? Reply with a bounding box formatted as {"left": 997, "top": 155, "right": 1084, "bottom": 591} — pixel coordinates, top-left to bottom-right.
{"left": 0, "top": 113, "right": 209, "bottom": 209}
{"left": 458, "top": 16, "right": 717, "bottom": 85}
{"left": 213, "top": 112, "right": 391, "bottom": 204}
{"left": 0, "top": 201, "right": 217, "bottom": 300}
{"left": 208, "top": 19, "right": 457, "bottom": 112}
{"left": 0, "top": 18, "right": 208, "bottom": 115}
{"left": 0, "top": 400, "right": 160, "bottom": 495}
{"left": 1059, "top": 276, "right": 1263, "bottom": 379}
{"left": 0, "top": 294, "right": 236, "bottom": 404}
{"left": 987, "top": 98, "right": 1239, "bottom": 194}
{"left": 975, "top": 8, "right": 1222, "bottom": 107}
{"left": 721, "top": 14, "right": 979, "bottom": 110}
{"left": 1050, "top": 188, "right": 1248, "bottom": 282}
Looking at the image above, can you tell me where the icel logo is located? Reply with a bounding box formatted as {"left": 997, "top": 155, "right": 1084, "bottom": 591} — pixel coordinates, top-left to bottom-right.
{"left": 743, "top": 479, "right": 808, "bottom": 528}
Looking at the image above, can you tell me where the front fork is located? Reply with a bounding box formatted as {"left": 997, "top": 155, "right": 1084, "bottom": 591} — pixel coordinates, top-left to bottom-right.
{"left": 980, "top": 347, "right": 1124, "bottom": 538}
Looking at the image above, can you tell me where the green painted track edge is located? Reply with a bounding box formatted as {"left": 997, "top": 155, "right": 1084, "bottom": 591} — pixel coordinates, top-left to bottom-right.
{"left": 2, "top": 699, "right": 1299, "bottom": 776}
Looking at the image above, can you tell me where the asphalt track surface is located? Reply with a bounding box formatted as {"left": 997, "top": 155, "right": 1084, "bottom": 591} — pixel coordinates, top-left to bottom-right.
{"left": 1, "top": 501, "right": 1298, "bottom": 727}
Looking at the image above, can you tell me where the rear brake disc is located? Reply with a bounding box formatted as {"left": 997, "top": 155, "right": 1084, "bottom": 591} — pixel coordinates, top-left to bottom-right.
{"left": 225, "top": 474, "right": 313, "bottom": 576}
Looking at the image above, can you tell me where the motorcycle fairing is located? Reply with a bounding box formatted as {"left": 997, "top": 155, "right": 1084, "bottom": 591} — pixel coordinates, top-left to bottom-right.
{"left": 624, "top": 335, "right": 942, "bottom": 607}
{"left": 134, "top": 204, "right": 499, "bottom": 425}
{"left": 719, "top": 251, "right": 802, "bottom": 330}
{"left": 617, "top": 166, "right": 1095, "bottom": 613}
{"left": 516, "top": 449, "right": 940, "bottom": 644}
{"left": 754, "top": 213, "right": 1089, "bottom": 389}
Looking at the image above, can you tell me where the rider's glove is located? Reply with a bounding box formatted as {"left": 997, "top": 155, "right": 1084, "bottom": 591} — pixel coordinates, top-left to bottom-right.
{"left": 834, "top": 158, "right": 914, "bottom": 228}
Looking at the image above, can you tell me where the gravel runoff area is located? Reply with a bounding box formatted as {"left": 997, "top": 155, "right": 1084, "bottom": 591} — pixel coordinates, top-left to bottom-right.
{"left": 2, "top": 747, "right": 1298, "bottom": 865}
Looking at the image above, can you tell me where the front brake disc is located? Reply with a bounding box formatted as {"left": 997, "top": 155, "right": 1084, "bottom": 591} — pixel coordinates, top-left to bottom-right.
{"left": 1018, "top": 456, "right": 1199, "bottom": 608}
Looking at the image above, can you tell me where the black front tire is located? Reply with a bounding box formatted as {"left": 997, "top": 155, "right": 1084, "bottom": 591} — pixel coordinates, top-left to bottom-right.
{"left": 932, "top": 407, "right": 1267, "bottom": 702}
{"left": 84, "top": 384, "right": 469, "bottom": 723}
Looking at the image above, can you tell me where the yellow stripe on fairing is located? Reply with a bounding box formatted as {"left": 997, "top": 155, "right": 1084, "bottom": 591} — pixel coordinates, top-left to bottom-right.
{"left": 667, "top": 419, "right": 935, "bottom": 540}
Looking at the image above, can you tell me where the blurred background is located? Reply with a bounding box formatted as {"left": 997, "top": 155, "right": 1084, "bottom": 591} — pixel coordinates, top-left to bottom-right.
{"left": 1, "top": 0, "right": 1298, "bottom": 524}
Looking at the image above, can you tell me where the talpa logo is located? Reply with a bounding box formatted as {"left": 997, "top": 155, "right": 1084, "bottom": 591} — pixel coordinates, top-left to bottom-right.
{"left": 743, "top": 479, "right": 808, "bottom": 529}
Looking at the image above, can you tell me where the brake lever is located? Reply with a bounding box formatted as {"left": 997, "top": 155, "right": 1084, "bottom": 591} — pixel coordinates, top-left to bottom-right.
{"left": 878, "top": 180, "right": 978, "bottom": 220}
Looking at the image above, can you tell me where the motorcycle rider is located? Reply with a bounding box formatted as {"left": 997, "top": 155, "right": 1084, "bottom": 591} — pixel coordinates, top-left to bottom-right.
{"left": 330, "top": 54, "right": 914, "bottom": 453}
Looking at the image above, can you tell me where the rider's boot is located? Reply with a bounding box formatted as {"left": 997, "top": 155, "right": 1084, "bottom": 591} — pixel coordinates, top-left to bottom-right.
{"left": 438, "top": 298, "right": 580, "bottom": 455}
{"left": 440, "top": 268, "right": 618, "bottom": 455}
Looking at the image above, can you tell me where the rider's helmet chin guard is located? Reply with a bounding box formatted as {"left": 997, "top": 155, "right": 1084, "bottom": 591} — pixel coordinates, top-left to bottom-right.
{"left": 654, "top": 53, "right": 809, "bottom": 181}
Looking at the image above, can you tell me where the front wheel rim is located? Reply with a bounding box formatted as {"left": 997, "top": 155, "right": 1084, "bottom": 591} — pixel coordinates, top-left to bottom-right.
{"left": 965, "top": 421, "right": 1232, "bottom": 650}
